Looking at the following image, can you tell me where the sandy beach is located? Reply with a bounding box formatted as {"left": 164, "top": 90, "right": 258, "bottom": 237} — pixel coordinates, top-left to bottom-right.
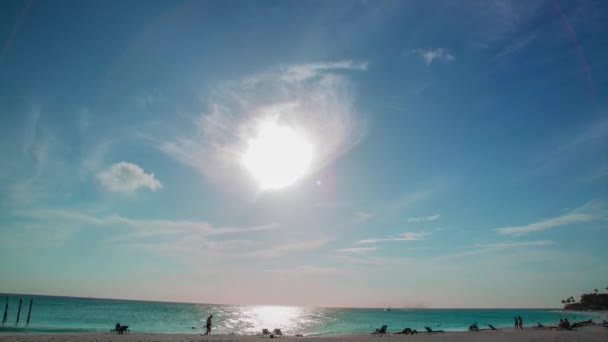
{"left": 1, "top": 326, "right": 607, "bottom": 342}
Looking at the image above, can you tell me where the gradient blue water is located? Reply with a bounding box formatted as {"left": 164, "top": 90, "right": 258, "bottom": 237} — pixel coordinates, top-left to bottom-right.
{"left": 0, "top": 294, "right": 603, "bottom": 335}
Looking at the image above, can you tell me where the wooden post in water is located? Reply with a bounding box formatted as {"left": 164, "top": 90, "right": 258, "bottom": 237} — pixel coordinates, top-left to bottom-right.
{"left": 26, "top": 299, "right": 33, "bottom": 325}
{"left": 2, "top": 298, "right": 7, "bottom": 325}
{"left": 15, "top": 299, "right": 22, "bottom": 325}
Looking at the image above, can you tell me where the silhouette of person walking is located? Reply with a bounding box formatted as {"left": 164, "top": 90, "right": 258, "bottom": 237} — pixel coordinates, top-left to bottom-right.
{"left": 204, "top": 315, "right": 213, "bottom": 335}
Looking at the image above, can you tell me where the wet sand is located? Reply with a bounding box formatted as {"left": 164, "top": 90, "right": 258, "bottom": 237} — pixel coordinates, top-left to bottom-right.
{"left": 1, "top": 326, "right": 607, "bottom": 342}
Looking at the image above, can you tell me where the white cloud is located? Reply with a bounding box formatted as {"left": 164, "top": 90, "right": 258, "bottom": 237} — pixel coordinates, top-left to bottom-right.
{"left": 335, "top": 247, "right": 378, "bottom": 254}
{"left": 408, "top": 213, "right": 440, "bottom": 223}
{"left": 97, "top": 162, "right": 162, "bottom": 193}
{"left": 159, "top": 60, "right": 367, "bottom": 189}
{"left": 495, "top": 200, "right": 605, "bottom": 236}
{"left": 412, "top": 48, "right": 454, "bottom": 65}
{"left": 355, "top": 232, "right": 430, "bottom": 244}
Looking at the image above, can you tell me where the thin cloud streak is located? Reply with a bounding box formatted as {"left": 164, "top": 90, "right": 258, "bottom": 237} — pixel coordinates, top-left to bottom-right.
{"left": 244, "top": 239, "right": 330, "bottom": 257}
{"left": 16, "top": 208, "right": 279, "bottom": 239}
{"left": 408, "top": 214, "right": 440, "bottom": 223}
{"left": 335, "top": 247, "right": 378, "bottom": 254}
{"left": 355, "top": 232, "right": 430, "bottom": 244}
{"left": 433, "top": 240, "right": 554, "bottom": 261}
{"left": 411, "top": 48, "right": 454, "bottom": 65}
{"left": 495, "top": 200, "right": 605, "bottom": 235}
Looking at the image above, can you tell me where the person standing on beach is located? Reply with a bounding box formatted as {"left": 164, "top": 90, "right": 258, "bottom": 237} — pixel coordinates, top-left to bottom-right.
{"left": 204, "top": 315, "right": 213, "bottom": 335}
{"left": 517, "top": 316, "right": 523, "bottom": 330}
{"left": 514, "top": 317, "right": 518, "bottom": 330}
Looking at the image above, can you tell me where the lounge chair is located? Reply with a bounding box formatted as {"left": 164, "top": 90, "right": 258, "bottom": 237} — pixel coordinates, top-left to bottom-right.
{"left": 488, "top": 324, "right": 498, "bottom": 331}
{"left": 372, "top": 325, "right": 387, "bottom": 336}
{"left": 425, "top": 327, "right": 444, "bottom": 334}
{"left": 394, "top": 328, "right": 416, "bottom": 335}
{"left": 273, "top": 329, "right": 283, "bottom": 337}
{"left": 110, "top": 325, "right": 129, "bottom": 335}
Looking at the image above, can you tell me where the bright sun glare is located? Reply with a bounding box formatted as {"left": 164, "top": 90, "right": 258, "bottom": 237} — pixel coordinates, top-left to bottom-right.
{"left": 242, "top": 121, "right": 313, "bottom": 190}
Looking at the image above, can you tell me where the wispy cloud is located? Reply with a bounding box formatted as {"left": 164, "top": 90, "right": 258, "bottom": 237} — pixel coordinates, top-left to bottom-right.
{"left": 244, "top": 238, "right": 330, "bottom": 257}
{"left": 355, "top": 232, "right": 430, "bottom": 244}
{"left": 97, "top": 162, "right": 162, "bottom": 193}
{"left": 496, "top": 200, "right": 605, "bottom": 235}
{"left": 474, "top": 240, "right": 553, "bottom": 248}
{"left": 158, "top": 61, "right": 367, "bottom": 189}
{"left": 411, "top": 48, "right": 454, "bottom": 65}
{"left": 408, "top": 213, "right": 440, "bottom": 223}
{"left": 432, "top": 239, "right": 554, "bottom": 261}
{"left": 267, "top": 265, "right": 342, "bottom": 276}
{"left": 335, "top": 247, "right": 378, "bottom": 254}
{"left": 354, "top": 211, "right": 373, "bottom": 223}
{"left": 492, "top": 33, "right": 537, "bottom": 60}
{"left": 16, "top": 208, "right": 278, "bottom": 240}
{"left": 515, "top": 117, "right": 607, "bottom": 182}
{"left": 389, "top": 185, "right": 444, "bottom": 211}
{"left": 279, "top": 61, "right": 368, "bottom": 82}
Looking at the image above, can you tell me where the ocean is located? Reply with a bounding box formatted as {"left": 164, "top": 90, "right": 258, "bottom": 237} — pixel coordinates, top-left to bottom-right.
{"left": 0, "top": 294, "right": 602, "bottom": 335}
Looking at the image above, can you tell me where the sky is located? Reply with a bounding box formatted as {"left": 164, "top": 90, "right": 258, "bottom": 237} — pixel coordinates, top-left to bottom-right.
{"left": 0, "top": 0, "right": 607, "bottom": 309}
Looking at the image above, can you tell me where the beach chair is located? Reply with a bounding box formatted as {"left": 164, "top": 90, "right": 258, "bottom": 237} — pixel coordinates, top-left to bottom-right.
{"left": 119, "top": 325, "right": 129, "bottom": 334}
{"left": 372, "top": 325, "right": 387, "bottom": 336}
{"left": 425, "top": 326, "right": 444, "bottom": 334}
{"left": 488, "top": 324, "right": 498, "bottom": 331}
{"left": 394, "top": 328, "right": 416, "bottom": 335}
{"left": 273, "top": 328, "right": 283, "bottom": 337}
{"left": 372, "top": 325, "right": 388, "bottom": 336}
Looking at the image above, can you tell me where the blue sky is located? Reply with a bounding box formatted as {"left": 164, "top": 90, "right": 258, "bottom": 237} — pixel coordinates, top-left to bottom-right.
{"left": 0, "top": 0, "right": 607, "bottom": 308}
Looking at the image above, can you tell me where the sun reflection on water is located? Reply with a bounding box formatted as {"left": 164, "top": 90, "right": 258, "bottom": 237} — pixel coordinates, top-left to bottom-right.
{"left": 230, "top": 305, "right": 317, "bottom": 335}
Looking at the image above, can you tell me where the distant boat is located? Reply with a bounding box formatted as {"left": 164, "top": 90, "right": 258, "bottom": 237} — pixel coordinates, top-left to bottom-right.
{"left": 384, "top": 306, "right": 392, "bottom": 311}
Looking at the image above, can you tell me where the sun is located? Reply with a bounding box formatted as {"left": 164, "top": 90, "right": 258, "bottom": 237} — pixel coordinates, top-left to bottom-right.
{"left": 242, "top": 121, "right": 313, "bottom": 190}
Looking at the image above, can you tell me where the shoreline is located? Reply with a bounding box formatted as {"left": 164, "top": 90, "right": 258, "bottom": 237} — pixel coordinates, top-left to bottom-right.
{"left": 0, "top": 326, "right": 607, "bottom": 341}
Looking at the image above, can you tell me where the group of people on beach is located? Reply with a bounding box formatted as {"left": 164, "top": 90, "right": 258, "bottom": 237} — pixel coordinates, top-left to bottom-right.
{"left": 558, "top": 318, "right": 571, "bottom": 330}
{"left": 514, "top": 316, "right": 523, "bottom": 330}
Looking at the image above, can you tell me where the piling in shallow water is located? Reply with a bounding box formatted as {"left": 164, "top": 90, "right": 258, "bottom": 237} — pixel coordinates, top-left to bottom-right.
{"left": 2, "top": 298, "right": 7, "bottom": 325}
{"left": 16, "top": 299, "right": 23, "bottom": 325}
{"left": 27, "top": 299, "right": 33, "bottom": 325}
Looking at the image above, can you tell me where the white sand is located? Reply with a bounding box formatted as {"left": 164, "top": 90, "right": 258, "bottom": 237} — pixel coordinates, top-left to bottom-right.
{"left": 1, "top": 326, "right": 607, "bottom": 342}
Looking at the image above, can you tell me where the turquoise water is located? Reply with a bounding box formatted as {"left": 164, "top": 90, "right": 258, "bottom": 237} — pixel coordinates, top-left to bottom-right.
{"left": 0, "top": 294, "right": 603, "bottom": 335}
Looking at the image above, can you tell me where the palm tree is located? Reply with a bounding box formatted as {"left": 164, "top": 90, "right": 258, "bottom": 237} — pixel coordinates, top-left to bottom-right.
{"left": 561, "top": 300, "right": 565, "bottom": 304}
